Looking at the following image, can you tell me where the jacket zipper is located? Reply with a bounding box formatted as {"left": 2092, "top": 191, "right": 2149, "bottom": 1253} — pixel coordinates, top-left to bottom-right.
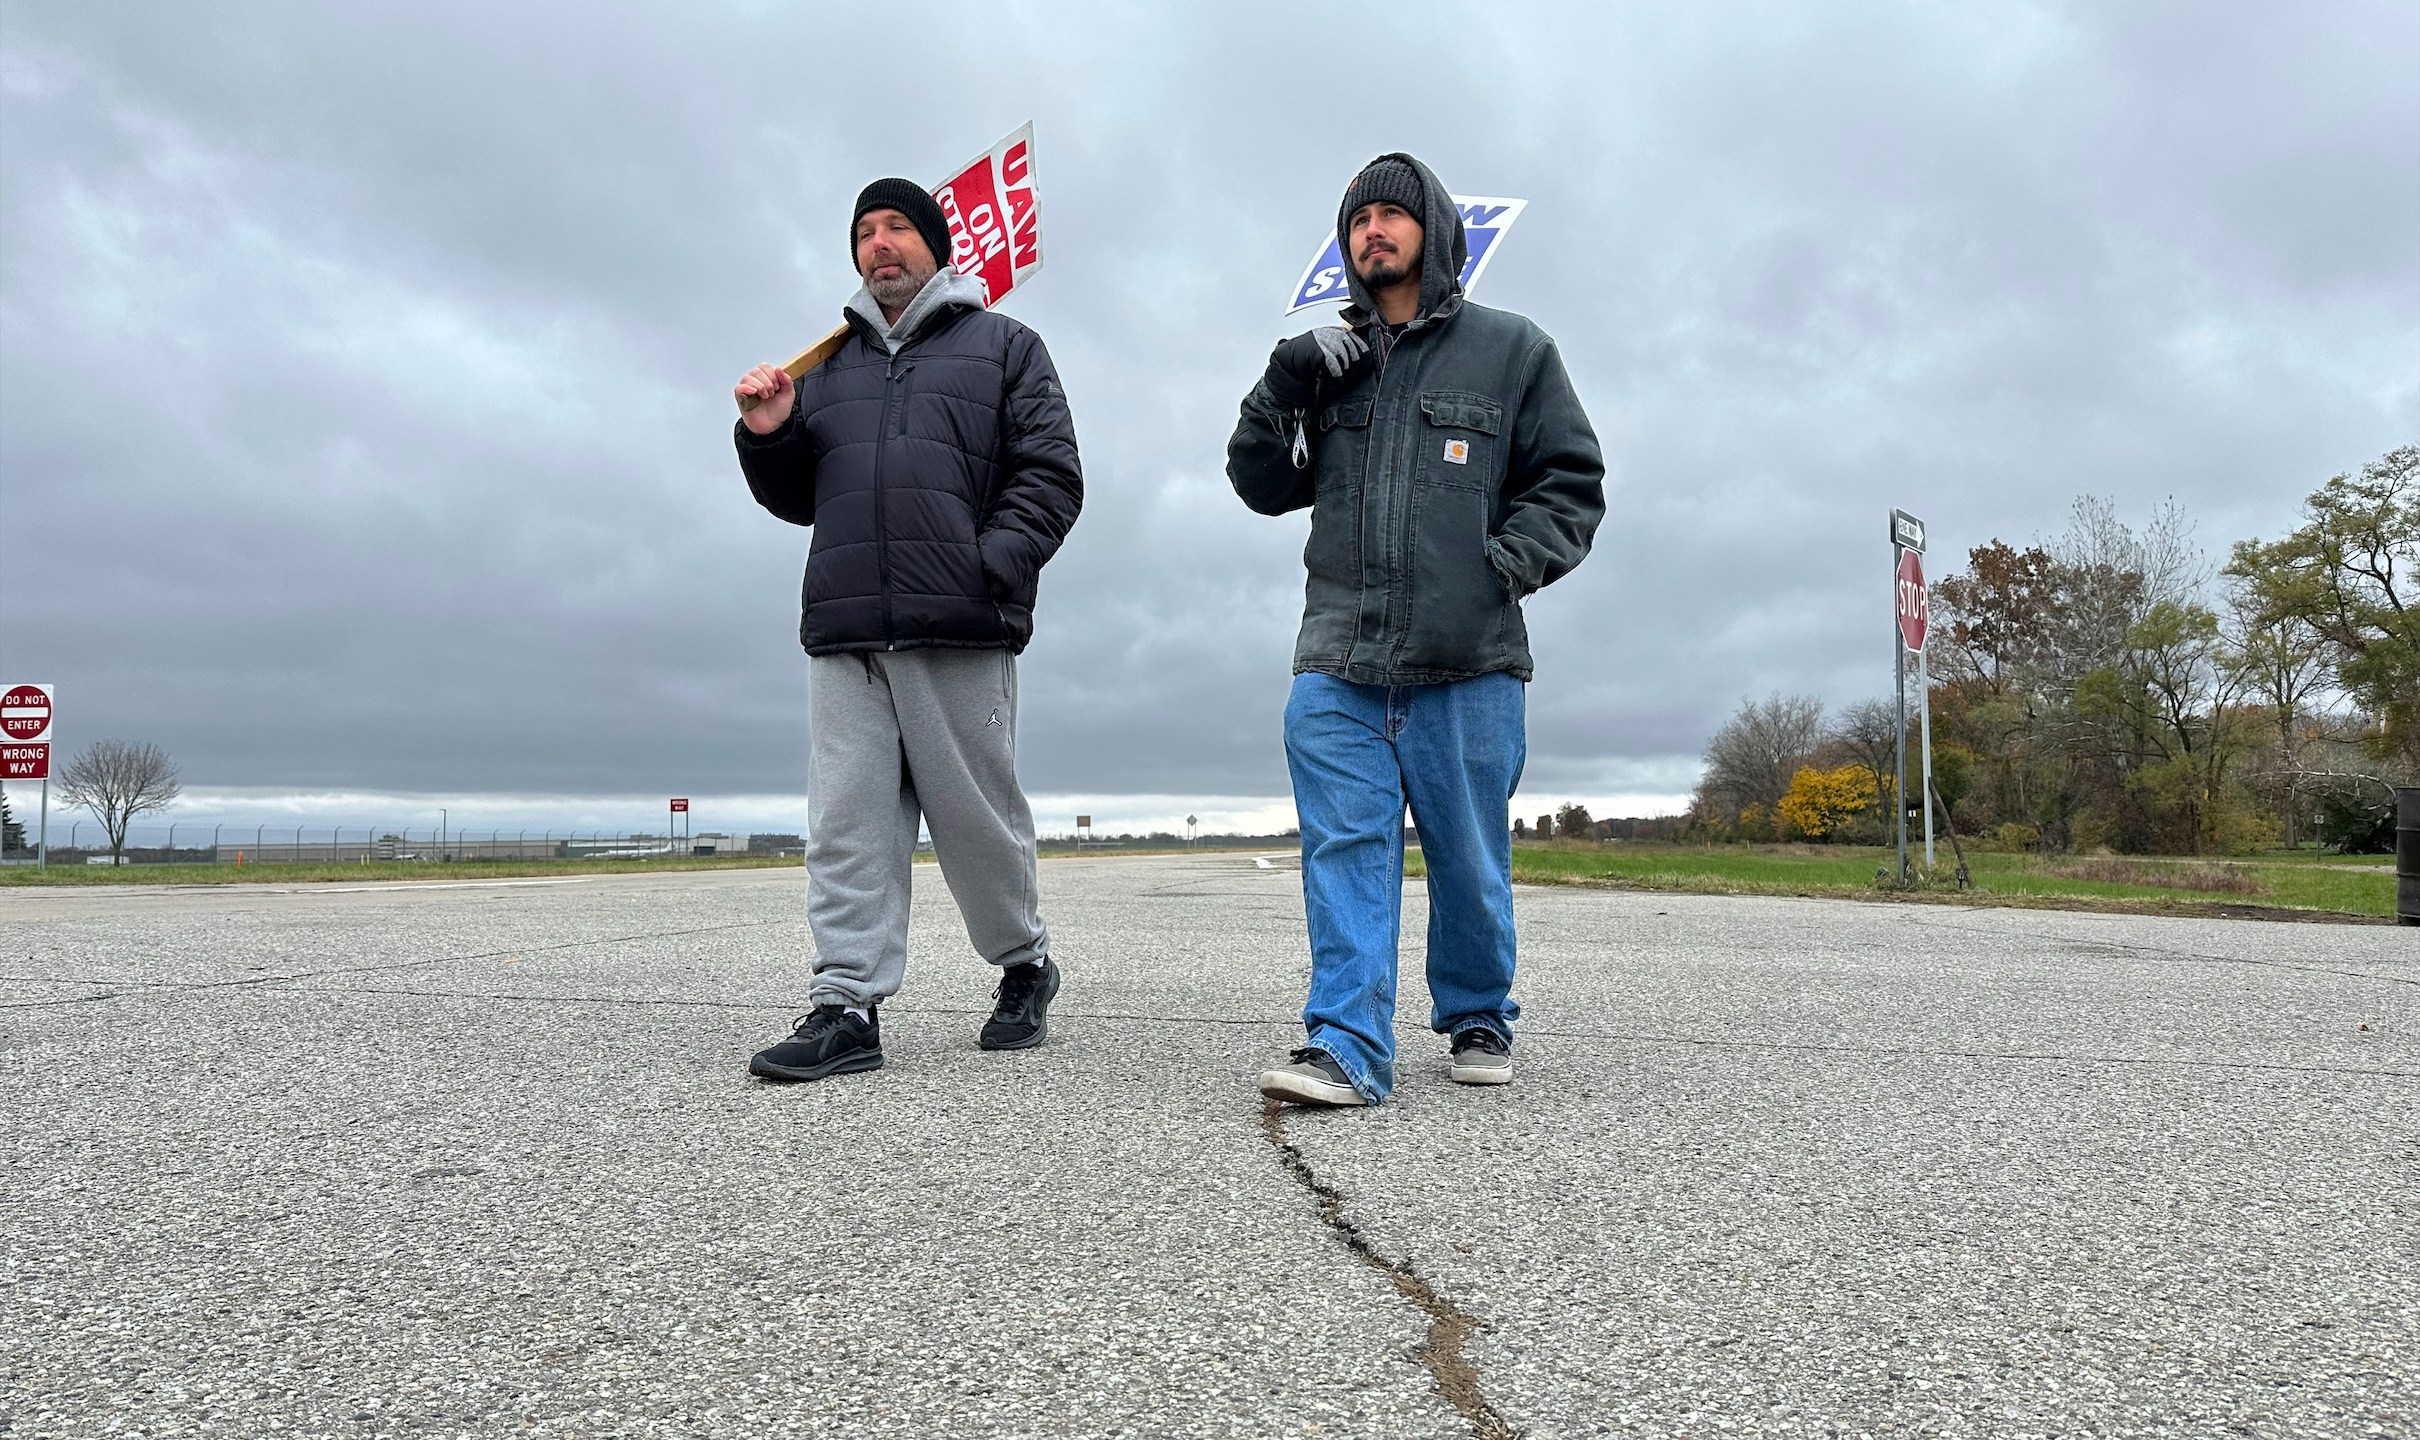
{"left": 872, "top": 354, "right": 905, "bottom": 649}
{"left": 1375, "top": 323, "right": 1407, "bottom": 669}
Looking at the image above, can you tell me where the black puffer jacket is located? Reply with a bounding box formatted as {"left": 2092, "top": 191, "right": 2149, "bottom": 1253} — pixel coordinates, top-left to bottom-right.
{"left": 735, "top": 292, "right": 1082, "bottom": 655}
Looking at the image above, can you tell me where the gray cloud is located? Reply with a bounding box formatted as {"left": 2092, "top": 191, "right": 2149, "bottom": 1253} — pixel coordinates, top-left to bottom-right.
{"left": 3, "top": 0, "right": 2414, "bottom": 819}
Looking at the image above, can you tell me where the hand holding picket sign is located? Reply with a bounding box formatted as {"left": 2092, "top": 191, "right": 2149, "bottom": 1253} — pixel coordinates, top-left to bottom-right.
{"left": 734, "top": 124, "right": 1042, "bottom": 418}
{"left": 734, "top": 363, "right": 795, "bottom": 434}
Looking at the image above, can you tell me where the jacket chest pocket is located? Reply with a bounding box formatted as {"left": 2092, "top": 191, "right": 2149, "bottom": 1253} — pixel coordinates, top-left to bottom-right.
{"left": 1316, "top": 397, "right": 1374, "bottom": 476}
{"left": 1416, "top": 391, "right": 1501, "bottom": 492}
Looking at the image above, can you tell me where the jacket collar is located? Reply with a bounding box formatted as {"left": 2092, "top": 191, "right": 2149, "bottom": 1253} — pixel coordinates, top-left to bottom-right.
{"left": 843, "top": 266, "right": 988, "bottom": 353}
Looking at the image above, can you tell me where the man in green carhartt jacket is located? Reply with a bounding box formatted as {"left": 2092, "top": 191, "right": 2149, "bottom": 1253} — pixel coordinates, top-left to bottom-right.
{"left": 1229, "top": 153, "right": 1605, "bottom": 1107}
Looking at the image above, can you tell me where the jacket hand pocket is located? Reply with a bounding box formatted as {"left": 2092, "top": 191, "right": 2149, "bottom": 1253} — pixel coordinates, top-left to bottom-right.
{"left": 979, "top": 528, "right": 1034, "bottom": 604}
{"left": 1484, "top": 536, "right": 1534, "bottom": 600}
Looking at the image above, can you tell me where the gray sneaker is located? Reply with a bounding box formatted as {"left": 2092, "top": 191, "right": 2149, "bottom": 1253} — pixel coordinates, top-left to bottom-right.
{"left": 1448, "top": 1028, "right": 1512, "bottom": 1085}
{"left": 1258, "top": 1047, "right": 1366, "bottom": 1107}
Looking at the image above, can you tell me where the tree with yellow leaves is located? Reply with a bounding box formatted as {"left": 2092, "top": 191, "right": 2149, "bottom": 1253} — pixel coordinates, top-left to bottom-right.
{"left": 1776, "top": 763, "right": 1881, "bottom": 841}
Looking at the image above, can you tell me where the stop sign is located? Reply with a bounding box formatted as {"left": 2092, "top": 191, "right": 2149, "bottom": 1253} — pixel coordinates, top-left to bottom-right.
{"left": 1896, "top": 550, "right": 1929, "bottom": 652}
{"left": 2, "top": 684, "right": 52, "bottom": 743}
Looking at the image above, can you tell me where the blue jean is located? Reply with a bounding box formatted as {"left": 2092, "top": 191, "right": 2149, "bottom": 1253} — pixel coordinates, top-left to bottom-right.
{"left": 1283, "top": 670, "right": 1526, "bottom": 1102}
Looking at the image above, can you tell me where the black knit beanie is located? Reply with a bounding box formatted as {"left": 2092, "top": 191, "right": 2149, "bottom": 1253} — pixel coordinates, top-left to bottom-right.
{"left": 1336, "top": 157, "right": 1424, "bottom": 248}
{"left": 850, "top": 178, "right": 954, "bottom": 275}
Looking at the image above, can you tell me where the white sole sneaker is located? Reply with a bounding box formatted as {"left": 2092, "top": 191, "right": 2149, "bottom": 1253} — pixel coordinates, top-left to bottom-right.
{"left": 1258, "top": 1065, "right": 1366, "bottom": 1107}
{"left": 1449, "top": 1053, "right": 1513, "bottom": 1085}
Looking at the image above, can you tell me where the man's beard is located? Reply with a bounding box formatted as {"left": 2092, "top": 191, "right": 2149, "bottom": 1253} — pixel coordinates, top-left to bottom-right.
{"left": 866, "top": 260, "right": 935, "bottom": 312}
{"left": 1356, "top": 251, "right": 1416, "bottom": 292}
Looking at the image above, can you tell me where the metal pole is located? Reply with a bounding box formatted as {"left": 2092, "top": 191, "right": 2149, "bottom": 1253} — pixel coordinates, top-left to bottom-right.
{"left": 1893, "top": 545, "right": 1908, "bottom": 884}
{"left": 1919, "top": 643, "right": 1934, "bottom": 868}
{"left": 38, "top": 776, "right": 48, "bottom": 870}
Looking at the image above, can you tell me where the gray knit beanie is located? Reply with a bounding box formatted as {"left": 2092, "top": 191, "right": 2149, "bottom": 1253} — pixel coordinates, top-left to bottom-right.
{"left": 1336, "top": 157, "right": 1424, "bottom": 248}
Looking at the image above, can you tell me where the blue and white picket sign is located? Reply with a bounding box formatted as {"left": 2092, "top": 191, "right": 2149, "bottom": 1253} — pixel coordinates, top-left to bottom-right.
{"left": 1284, "top": 195, "right": 1529, "bottom": 314}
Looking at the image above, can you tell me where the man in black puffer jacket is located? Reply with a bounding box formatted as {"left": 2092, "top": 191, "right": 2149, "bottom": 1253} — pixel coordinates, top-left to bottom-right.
{"left": 731, "top": 177, "right": 1082, "bottom": 1084}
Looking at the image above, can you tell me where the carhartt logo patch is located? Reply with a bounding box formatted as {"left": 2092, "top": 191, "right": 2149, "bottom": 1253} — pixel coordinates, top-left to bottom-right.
{"left": 1443, "top": 439, "right": 1470, "bottom": 465}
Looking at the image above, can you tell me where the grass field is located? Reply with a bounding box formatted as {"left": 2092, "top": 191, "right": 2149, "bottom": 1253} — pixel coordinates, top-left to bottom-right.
{"left": 1409, "top": 842, "right": 2398, "bottom": 922}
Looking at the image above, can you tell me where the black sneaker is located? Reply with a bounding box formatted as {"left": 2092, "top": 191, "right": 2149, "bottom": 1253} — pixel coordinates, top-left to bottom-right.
{"left": 1448, "top": 1027, "right": 1512, "bottom": 1086}
{"left": 749, "top": 1004, "right": 882, "bottom": 1082}
{"left": 1258, "top": 1047, "right": 1366, "bottom": 1107}
{"left": 979, "top": 956, "right": 1060, "bottom": 1051}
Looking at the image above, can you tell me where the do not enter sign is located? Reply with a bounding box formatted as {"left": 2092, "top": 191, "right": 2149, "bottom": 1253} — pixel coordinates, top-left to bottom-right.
{"left": 1896, "top": 550, "right": 1929, "bottom": 652}
{"left": 2, "top": 684, "right": 53, "bottom": 743}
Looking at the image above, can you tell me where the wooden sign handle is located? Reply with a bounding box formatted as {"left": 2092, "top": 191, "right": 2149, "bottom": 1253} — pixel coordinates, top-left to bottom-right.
{"left": 737, "top": 322, "right": 851, "bottom": 412}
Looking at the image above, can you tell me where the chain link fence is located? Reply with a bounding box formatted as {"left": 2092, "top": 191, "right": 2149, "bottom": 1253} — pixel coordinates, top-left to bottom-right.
{"left": 0, "top": 823, "right": 803, "bottom": 868}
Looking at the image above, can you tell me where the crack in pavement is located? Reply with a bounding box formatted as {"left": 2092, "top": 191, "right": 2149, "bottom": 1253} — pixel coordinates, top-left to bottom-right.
{"left": 1513, "top": 1026, "right": 2419, "bottom": 1081}
{"left": 1897, "top": 912, "right": 2419, "bottom": 986}
{"left": 0, "top": 990, "right": 128, "bottom": 1011}
{"left": 1260, "top": 1099, "right": 1519, "bottom": 1440}
{"left": 0, "top": 918, "right": 787, "bottom": 998}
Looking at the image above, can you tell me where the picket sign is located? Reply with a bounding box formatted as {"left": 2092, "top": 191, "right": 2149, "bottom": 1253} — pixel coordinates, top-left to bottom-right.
{"left": 742, "top": 124, "right": 1042, "bottom": 410}
{"left": 1285, "top": 196, "right": 1528, "bottom": 314}
{"left": 933, "top": 122, "right": 1042, "bottom": 306}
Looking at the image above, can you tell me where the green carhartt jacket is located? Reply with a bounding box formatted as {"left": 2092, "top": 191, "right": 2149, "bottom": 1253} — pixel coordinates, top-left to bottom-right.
{"left": 1229, "top": 153, "right": 1604, "bottom": 685}
{"left": 1227, "top": 294, "right": 1606, "bottom": 686}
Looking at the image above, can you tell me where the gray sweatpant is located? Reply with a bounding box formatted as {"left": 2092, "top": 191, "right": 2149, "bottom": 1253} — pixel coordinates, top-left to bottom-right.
{"left": 805, "top": 647, "right": 1048, "bottom": 1008}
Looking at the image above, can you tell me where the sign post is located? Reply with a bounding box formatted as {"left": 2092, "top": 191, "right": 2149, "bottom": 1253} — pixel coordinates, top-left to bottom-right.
{"left": 670, "top": 798, "right": 690, "bottom": 854}
{"left": 1888, "top": 513, "right": 1930, "bottom": 881}
{"left": 3, "top": 684, "right": 54, "bottom": 870}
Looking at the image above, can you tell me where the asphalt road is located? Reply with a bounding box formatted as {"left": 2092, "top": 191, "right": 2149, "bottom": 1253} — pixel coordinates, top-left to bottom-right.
{"left": 2, "top": 856, "right": 2412, "bottom": 1439}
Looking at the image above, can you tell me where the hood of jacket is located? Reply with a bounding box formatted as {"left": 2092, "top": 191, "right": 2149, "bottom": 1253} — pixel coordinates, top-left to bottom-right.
{"left": 1338, "top": 153, "right": 1467, "bottom": 328}
{"left": 846, "top": 266, "right": 989, "bottom": 352}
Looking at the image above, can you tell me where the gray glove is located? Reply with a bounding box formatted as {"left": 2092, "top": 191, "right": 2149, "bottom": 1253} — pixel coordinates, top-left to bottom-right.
{"left": 1266, "top": 325, "right": 1370, "bottom": 405}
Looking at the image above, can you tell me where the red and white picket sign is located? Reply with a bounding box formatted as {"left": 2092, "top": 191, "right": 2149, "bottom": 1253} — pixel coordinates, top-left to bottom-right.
{"left": 933, "top": 123, "right": 1042, "bottom": 306}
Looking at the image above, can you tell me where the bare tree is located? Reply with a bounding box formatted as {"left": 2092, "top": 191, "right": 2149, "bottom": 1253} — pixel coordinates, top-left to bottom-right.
{"left": 1830, "top": 698, "right": 1902, "bottom": 790}
{"left": 2044, "top": 495, "right": 2206, "bottom": 688}
{"left": 1695, "top": 693, "right": 1826, "bottom": 820}
{"left": 59, "top": 740, "right": 181, "bottom": 865}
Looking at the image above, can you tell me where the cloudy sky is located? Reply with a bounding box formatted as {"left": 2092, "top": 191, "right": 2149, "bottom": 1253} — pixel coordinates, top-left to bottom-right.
{"left": 4, "top": 1, "right": 2415, "bottom": 840}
